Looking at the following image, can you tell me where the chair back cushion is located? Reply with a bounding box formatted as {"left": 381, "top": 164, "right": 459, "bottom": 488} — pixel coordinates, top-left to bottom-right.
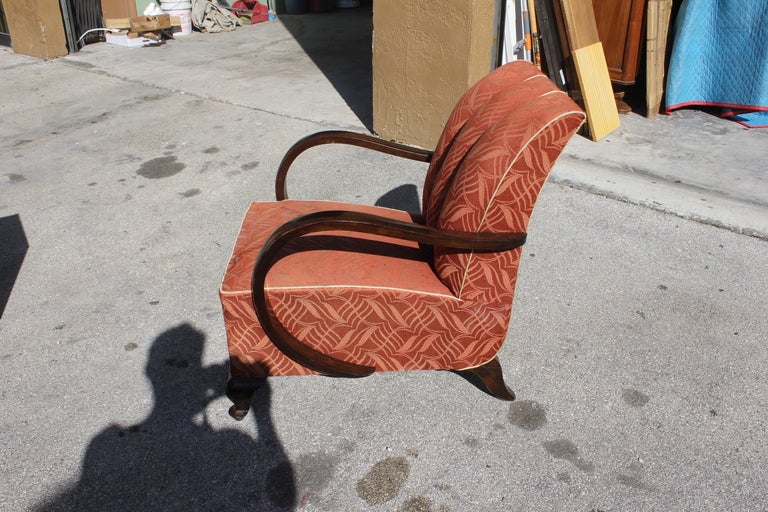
{"left": 424, "top": 62, "right": 558, "bottom": 224}
{"left": 425, "top": 62, "right": 585, "bottom": 300}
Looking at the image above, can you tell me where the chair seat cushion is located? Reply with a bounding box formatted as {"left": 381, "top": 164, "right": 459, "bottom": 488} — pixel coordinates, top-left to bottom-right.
{"left": 219, "top": 200, "right": 511, "bottom": 377}
{"left": 220, "top": 200, "right": 447, "bottom": 295}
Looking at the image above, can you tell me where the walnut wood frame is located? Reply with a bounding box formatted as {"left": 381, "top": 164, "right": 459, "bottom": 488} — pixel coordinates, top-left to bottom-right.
{"left": 275, "top": 130, "right": 434, "bottom": 201}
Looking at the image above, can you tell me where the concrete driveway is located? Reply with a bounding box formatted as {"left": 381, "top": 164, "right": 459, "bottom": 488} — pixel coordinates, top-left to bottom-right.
{"left": 1, "top": 8, "right": 767, "bottom": 511}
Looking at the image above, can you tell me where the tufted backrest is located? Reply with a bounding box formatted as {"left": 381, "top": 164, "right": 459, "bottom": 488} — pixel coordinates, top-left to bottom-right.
{"left": 424, "top": 61, "right": 585, "bottom": 301}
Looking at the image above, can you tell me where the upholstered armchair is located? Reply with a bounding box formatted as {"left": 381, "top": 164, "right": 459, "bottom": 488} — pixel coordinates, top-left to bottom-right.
{"left": 220, "top": 61, "right": 585, "bottom": 419}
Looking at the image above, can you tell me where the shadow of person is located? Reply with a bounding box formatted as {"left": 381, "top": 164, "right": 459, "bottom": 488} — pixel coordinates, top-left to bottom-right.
{"left": 34, "top": 323, "right": 297, "bottom": 511}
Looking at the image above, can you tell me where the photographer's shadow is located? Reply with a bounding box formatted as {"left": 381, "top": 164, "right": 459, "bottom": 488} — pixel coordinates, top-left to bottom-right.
{"left": 35, "top": 323, "right": 296, "bottom": 511}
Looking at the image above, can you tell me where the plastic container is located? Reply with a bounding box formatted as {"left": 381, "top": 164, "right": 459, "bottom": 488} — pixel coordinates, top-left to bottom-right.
{"left": 160, "top": 0, "right": 193, "bottom": 36}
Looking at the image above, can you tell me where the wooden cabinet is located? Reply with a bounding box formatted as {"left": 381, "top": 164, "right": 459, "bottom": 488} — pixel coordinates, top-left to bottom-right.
{"left": 592, "top": 0, "right": 645, "bottom": 85}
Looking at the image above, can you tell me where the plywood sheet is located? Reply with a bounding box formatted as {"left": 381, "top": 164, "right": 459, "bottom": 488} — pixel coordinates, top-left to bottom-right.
{"left": 5, "top": 0, "right": 68, "bottom": 59}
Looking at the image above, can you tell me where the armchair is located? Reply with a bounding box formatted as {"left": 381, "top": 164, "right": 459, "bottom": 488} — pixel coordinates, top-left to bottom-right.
{"left": 220, "top": 61, "right": 585, "bottom": 419}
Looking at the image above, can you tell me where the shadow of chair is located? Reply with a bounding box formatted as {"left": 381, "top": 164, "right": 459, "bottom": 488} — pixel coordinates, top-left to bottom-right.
{"left": 219, "top": 61, "right": 586, "bottom": 420}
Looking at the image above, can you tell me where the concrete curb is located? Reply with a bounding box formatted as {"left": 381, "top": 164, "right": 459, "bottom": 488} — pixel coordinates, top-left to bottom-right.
{"left": 553, "top": 154, "right": 768, "bottom": 240}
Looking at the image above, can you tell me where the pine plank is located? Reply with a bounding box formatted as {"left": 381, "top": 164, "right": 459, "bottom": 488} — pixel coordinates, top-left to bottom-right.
{"left": 571, "top": 42, "right": 620, "bottom": 140}
{"left": 646, "top": 0, "right": 673, "bottom": 118}
{"left": 558, "top": 0, "right": 619, "bottom": 140}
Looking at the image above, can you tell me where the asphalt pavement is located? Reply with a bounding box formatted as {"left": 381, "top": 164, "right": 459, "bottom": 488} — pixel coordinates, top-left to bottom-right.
{"left": 1, "top": 8, "right": 767, "bottom": 512}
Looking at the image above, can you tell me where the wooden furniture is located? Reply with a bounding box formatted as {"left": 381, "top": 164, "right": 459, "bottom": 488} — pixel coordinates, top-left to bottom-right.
{"left": 219, "top": 62, "right": 585, "bottom": 420}
{"left": 592, "top": 0, "right": 645, "bottom": 84}
{"left": 592, "top": 0, "right": 646, "bottom": 113}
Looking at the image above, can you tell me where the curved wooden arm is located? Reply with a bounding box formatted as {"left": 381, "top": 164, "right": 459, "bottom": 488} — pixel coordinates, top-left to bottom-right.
{"left": 251, "top": 210, "right": 527, "bottom": 378}
{"left": 275, "top": 130, "right": 434, "bottom": 200}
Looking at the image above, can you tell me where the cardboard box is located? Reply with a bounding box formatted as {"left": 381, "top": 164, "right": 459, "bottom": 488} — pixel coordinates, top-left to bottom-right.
{"left": 4, "top": 0, "right": 68, "bottom": 59}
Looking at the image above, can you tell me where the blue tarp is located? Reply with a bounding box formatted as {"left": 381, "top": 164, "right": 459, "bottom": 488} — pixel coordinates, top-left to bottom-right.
{"left": 665, "top": 0, "right": 768, "bottom": 128}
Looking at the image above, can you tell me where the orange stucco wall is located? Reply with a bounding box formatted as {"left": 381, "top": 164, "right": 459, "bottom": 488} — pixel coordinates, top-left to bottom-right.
{"left": 372, "top": 0, "right": 496, "bottom": 149}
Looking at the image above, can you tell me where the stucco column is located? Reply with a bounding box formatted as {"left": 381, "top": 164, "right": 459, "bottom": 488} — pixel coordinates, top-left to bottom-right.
{"left": 372, "top": 0, "right": 497, "bottom": 149}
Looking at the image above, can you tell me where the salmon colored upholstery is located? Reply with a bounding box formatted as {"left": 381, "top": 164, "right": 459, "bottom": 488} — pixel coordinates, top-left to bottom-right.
{"left": 220, "top": 61, "right": 585, "bottom": 380}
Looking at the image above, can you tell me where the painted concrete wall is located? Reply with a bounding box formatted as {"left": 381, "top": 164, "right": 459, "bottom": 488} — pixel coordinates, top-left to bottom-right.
{"left": 372, "top": 0, "right": 496, "bottom": 149}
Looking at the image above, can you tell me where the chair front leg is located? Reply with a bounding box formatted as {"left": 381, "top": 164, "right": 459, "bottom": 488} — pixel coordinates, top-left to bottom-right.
{"left": 462, "top": 357, "right": 516, "bottom": 401}
{"left": 226, "top": 377, "right": 265, "bottom": 420}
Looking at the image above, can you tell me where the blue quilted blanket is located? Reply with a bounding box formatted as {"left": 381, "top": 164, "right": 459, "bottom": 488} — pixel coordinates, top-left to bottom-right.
{"left": 665, "top": 0, "right": 768, "bottom": 128}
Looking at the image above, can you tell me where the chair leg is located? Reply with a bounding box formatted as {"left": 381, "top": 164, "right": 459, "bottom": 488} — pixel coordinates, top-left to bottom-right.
{"left": 226, "top": 377, "right": 265, "bottom": 420}
{"left": 464, "top": 357, "right": 516, "bottom": 401}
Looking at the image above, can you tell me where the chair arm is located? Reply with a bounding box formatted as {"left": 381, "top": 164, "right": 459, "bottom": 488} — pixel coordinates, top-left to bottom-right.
{"left": 251, "top": 210, "right": 527, "bottom": 378}
{"left": 275, "top": 130, "right": 434, "bottom": 200}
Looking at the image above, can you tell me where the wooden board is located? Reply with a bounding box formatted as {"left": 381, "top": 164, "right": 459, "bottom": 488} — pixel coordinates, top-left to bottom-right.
{"left": 130, "top": 15, "right": 172, "bottom": 32}
{"left": 571, "top": 42, "right": 620, "bottom": 139}
{"left": 645, "top": 0, "right": 673, "bottom": 118}
{"left": 558, "top": 0, "right": 619, "bottom": 140}
{"left": 105, "top": 15, "right": 181, "bottom": 30}
{"left": 527, "top": 0, "right": 542, "bottom": 69}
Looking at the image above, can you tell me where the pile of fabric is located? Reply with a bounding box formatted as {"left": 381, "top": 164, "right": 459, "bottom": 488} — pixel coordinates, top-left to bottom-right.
{"left": 191, "top": 0, "right": 242, "bottom": 32}
{"left": 665, "top": 0, "right": 768, "bottom": 128}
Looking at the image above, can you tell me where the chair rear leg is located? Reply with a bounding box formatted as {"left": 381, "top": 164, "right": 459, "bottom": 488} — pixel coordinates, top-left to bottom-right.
{"left": 464, "top": 357, "right": 516, "bottom": 401}
{"left": 226, "top": 377, "right": 265, "bottom": 420}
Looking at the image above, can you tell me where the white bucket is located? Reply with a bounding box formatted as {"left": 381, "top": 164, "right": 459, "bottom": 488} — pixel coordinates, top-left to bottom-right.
{"left": 161, "top": 1, "right": 193, "bottom": 36}
{"left": 159, "top": 0, "right": 191, "bottom": 8}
